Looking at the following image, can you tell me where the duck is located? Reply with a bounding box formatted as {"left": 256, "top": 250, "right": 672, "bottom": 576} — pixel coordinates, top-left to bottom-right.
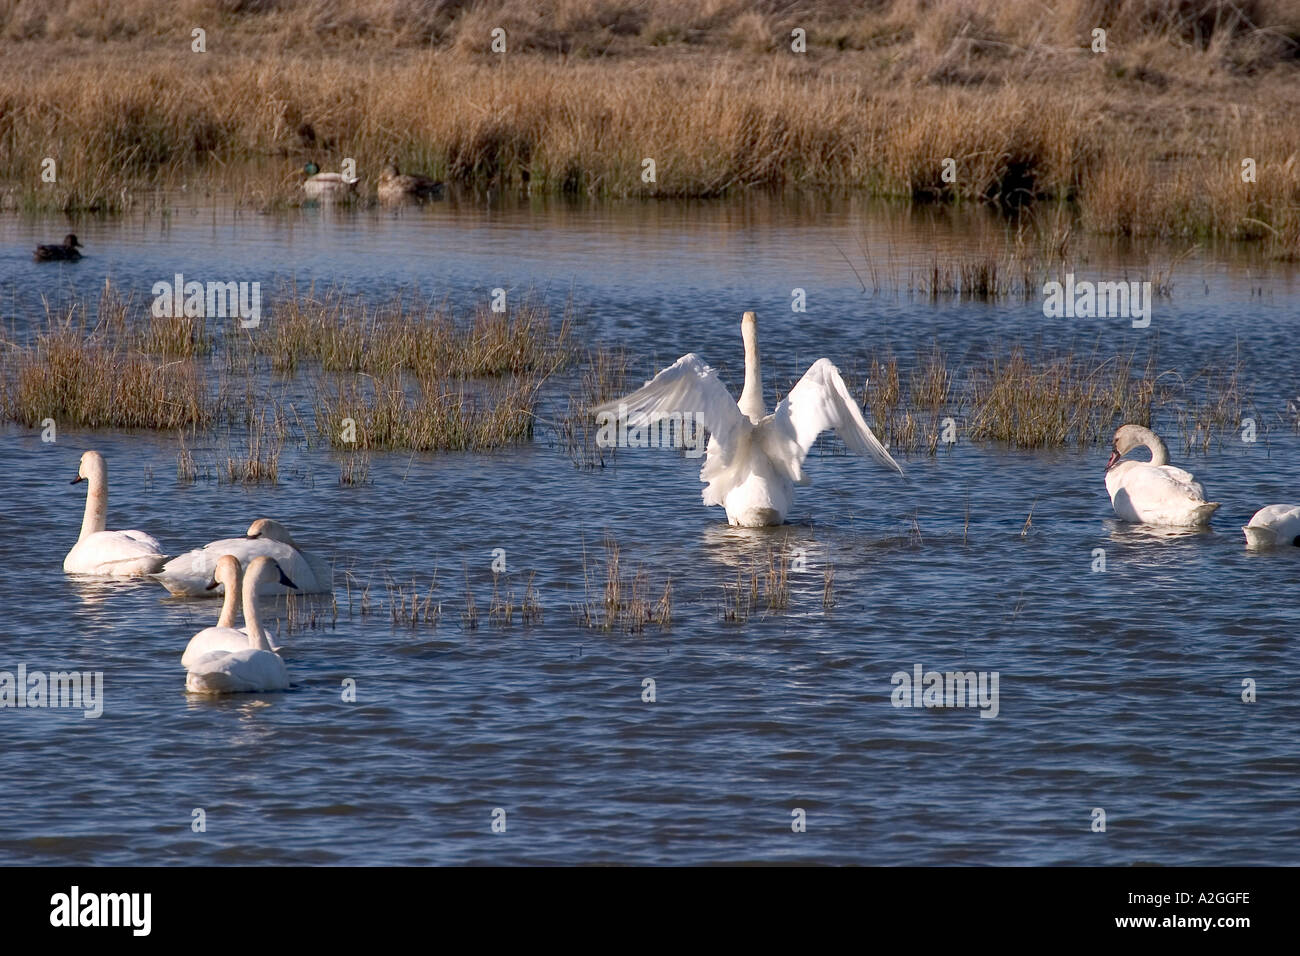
{"left": 377, "top": 162, "right": 443, "bottom": 201}
{"left": 1242, "top": 505, "right": 1300, "bottom": 548}
{"left": 185, "top": 556, "right": 294, "bottom": 694}
{"left": 593, "top": 311, "right": 903, "bottom": 527}
{"left": 33, "top": 234, "right": 83, "bottom": 262}
{"left": 150, "top": 518, "right": 331, "bottom": 596}
{"left": 181, "top": 554, "right": 290, "bottom": 668}
{"left": 302, "top": 162, "right": 357, "bottom": 199}
{"left": 1104, "top": 424, "right": 1219, "bottom": 527}
{"left": 63, "top": 451, "right": 167, "bottom": 577}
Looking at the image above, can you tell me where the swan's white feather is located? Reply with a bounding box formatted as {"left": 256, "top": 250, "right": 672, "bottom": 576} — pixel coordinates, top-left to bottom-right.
{"left": 1243, "top": 504, "right": 1300, "bottom": 548}
{"left": 152, "top": 536, "right": 328, "bottom": 596}
{"left": 768, "top": 358, "right": 903, "bottom": 485}
{"left": 185, "top": 647, "right": 289, "bottom": 694}
{"left": 181, "top": 626, "right": 252, "bottom": 670}
{"left": 595, "top": 353, "right": 750, "bottom": 462}
{"left": 1106, "top": 461, "right": 1219, "bottom": 527}
{"left": 63, "top": 530, "right": 167, "bottom": 577}
{"left": 596, "top": 330, "right": 902, "bottom": 526}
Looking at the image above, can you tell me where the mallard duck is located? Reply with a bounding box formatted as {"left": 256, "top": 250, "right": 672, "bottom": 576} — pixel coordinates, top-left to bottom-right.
{"left": 302, "top": 162, "right": 357, "bottom": 199}
{"left": 377, "top": 162, "right": 443, "bottom": 202}
{"left": 34, "top": 234, "right": 83, "bottom": 262}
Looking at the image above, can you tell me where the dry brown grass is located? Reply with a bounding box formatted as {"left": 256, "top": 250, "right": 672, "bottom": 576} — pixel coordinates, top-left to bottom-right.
{"left": 577, "top": 535, "right": 672, "bottom": 633}
{"left": 258, "top": 291, "right": 571, "bottom": 377}
{"left": 0, "top": 1, "right": 1296, "bottom": 237}
{"left": 1, "top": 315, "right": 213, "bottom": 430}
{"left": 313, "top": 375, "right": 539, "bottom": 451}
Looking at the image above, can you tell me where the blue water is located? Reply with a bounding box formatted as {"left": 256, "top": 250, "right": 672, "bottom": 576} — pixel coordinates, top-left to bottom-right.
{"left": 2, "top": 196, "right": 1298, "bottom": 864}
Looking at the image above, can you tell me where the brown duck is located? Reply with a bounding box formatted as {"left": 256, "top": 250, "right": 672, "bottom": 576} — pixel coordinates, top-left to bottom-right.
{"left": 378, "top": 163, "right": 443, "bottom": 202}
{"left": 34, "top": 234, "right": 83, "bottom": 262}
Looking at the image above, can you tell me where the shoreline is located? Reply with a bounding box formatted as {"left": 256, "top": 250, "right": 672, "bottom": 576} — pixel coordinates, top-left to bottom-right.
{"left": 2, "top": 1, "right": 1297, "bottom": 248}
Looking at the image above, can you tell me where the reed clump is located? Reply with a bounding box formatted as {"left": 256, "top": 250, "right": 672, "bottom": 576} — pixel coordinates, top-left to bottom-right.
{"left": 1, "top": 320, "right": 213, "bottom": 430}
{"left": 559, "top": 344, "right": 628, "bottom": 468}
{"left": 258, "top": 293, "right": 572, "bottom": 378}
{"left": 578, "top": 536, "right": 672, "bottom": 634}
{"left": 965, "top": 348, "right": 1158, "bottom": 448}
{"left": 314, "top": 375, "right": 539, "bottom": 452}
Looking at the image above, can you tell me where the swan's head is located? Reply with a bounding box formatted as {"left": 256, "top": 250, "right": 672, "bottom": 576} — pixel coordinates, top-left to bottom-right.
{"left": 71, "top": 450, "right": 106, "bottom": 485}
{"left": 245, "top": 518, "right": 296, "bottom": 546}
{"left": 245, "top": 555, "right": 298, "bottom": 590}
{"left": 741, "top": 310, "right": 758, "bottom": 348}
{"left": 1107, "top": 424, "right": 1154, "bottom": 470}
{"left": 205, "top": 554, "right": 242, "bottom": 592}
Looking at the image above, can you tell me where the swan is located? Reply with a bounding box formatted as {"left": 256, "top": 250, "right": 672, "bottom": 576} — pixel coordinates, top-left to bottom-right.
{"left": 63, "top": 451, "right": 167, "bottom": 577}
{"left": 151, "top": 518, "right": 331, "bottom": 596}
{"left": 34, "top": 234, "right": 82, "bottom": 262}
{"left": 1242, "top": 505, "right": 1300, "bottom": 548}
{"left": 377, "top": 162, "right": 443, "bottom": 201}
{"left": 185, "top": 556, "right": 294, "bottom": 694}
{"left": 594, "top": 311, "right": 903, "bottom": 527}
{"left": 1105, "top": 424, "right": 1219, "bottom": 527}
{"left": 180, "top": 555, "right": 290, "bottom": 668}
{"left": 302, "top": 162, "right": 357, "bottom": 199}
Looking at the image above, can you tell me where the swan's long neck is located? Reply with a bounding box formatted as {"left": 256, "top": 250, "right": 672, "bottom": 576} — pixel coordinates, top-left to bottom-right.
{"left": 216, "top": 575, "right": 240, "bottom": 629}
{"left": 242, "top": 573, "right": 273, "bottom": 651}
{"left": 79, "top": 471, "right": 107, "bottom": 542}
{"left": 737, "top": 313, "right": 765, "bottom": 422}
{"left": 1142, "top": 428, "right": 1170, "bottom": 466}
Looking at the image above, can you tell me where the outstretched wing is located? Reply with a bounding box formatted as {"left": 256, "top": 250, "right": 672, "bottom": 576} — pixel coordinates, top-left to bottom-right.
{"left": 594, "top": 353, "right": 748, "bottom": 458}
{"left": 766, "top": 358, "right": 903, "bottom": 485}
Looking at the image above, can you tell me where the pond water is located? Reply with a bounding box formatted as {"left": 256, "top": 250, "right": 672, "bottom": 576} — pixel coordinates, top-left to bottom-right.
{"left": 2, "top": 194, "right": 1298, "bottom": 864}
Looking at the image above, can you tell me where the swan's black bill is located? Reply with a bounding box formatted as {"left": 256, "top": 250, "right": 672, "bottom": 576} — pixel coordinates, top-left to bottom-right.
{"left": 278, "top": 568, "right": 298, "bottom": 590}
{"left": 245, "top": 533, "right": 261, "bottom": 540}
{"left": 70, "top": 475, "right": 85, "bottom": 484}
{"left": 1104, "top": 450, "right": 1120, "bottom": 470}
{"left": 205, "top": 578, "right": 220, "bottom": 591}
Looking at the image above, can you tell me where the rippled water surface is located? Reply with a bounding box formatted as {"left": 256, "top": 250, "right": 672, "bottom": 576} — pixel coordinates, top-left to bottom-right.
{"left": 2, "top": 196, "right": 1299, "bottom": 864}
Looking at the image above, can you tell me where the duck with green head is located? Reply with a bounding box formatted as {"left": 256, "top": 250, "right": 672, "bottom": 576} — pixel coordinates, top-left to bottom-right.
{"left": 302, "top": 161, "right": 357, "bottom": 199}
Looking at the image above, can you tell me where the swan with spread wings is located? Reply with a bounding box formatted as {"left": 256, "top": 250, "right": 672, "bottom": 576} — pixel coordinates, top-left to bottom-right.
{"left": 595, "top": 311, "right": 903, "bottom": 527}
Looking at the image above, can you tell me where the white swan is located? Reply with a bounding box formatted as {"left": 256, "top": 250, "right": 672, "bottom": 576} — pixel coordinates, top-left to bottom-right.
{"left": 1105, "top": 424, "right": 1219, "bottom": 527}
{"left": 185, "top": 556, "right": 294, "bottom": 694}
{"left": 595, "top": 311, "right": 903, "bottom": 527}
{"left": 63, "top": 450, "right": 167, "bottom": 577}
{"left": 1243, "top": 505, "right": 1300, "bottom": 548}
{"left": 180, "top": 554, "right": 289, "bottom": 668}
{"left": 151, "top": 518, "right": 331, "bottom": 596}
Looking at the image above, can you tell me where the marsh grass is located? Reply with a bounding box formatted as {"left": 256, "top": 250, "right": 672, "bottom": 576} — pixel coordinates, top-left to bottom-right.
{"left": 314, "top": 375, "right": 540, "bottom": 452}
{"left": 337, "top": 448, "right": 372, "bottom": 485}
{"left": 559, "top": 345, "right": 628, "bottom": 468}
{"left": 2, "top": 1, "right": 1297, "bottom": 239}
{"left": 386, "top": 574, "right": 442, "bottom": 629}
{"left": 258, "top": 292, "right": 571, "bottom": 378}
{"left": 578, "top": 536, "right": 672, "bottom": 633}
{"left": 966, "top": 348, "right": 1158, "bottom": 448}
{"left": 1, "top": 316, "right": 213, "bottom": 430}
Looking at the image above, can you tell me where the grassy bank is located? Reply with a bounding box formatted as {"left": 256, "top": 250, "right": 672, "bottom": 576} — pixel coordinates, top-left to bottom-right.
{"left": 1, "top": 1, "right": 1297, "bottom": 244}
